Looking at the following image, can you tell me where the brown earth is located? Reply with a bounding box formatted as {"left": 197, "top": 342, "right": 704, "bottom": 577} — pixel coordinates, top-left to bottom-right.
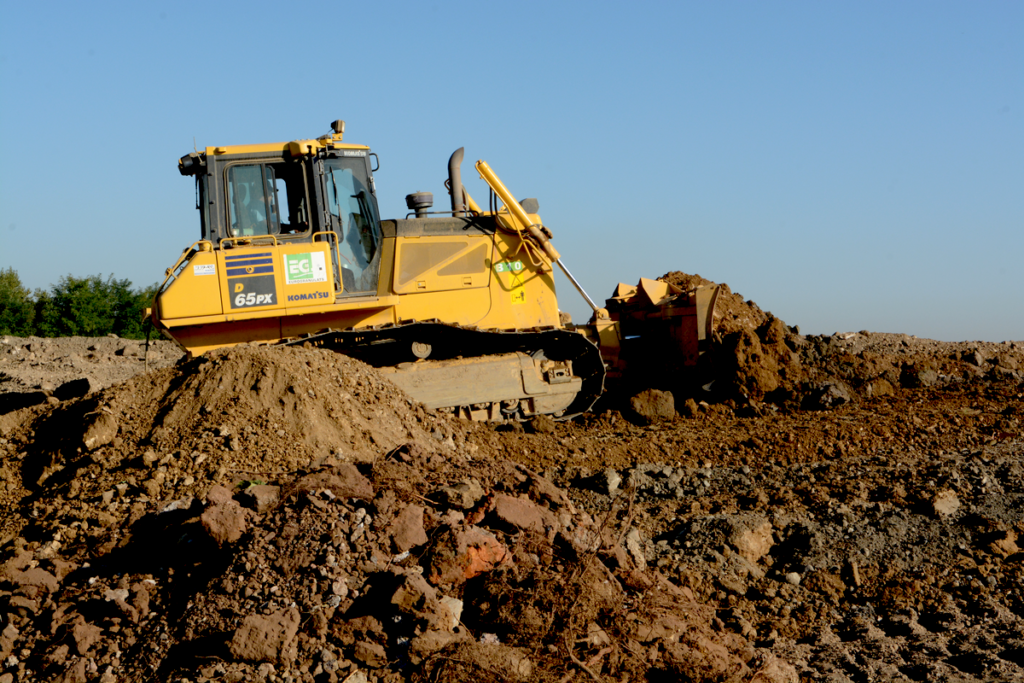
{"left": 0, "top": 277, "right": 1023, "bottom": 683}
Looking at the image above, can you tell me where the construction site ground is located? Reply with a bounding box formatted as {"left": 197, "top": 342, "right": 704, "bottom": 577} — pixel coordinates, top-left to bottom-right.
{"left": 1, "top": 275, "right": 1022, "bottom": 683}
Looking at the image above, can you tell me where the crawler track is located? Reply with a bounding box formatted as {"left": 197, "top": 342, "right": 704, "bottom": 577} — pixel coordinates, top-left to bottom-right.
{"left": 285, "top": 321, "right": 606, "bottom": 420}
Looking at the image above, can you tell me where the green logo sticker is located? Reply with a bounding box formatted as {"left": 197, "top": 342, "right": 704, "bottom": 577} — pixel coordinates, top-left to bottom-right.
{"left": 283, "top": 252, "right": 327, "bottom": 285}
{"left": 494, "top": 260, "right": 524, "bottom": 274}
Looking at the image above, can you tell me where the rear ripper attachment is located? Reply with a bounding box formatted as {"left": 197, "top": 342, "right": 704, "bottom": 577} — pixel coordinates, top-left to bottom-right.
{"left": 150, "top": 120, "right": 714, "bottom": 421}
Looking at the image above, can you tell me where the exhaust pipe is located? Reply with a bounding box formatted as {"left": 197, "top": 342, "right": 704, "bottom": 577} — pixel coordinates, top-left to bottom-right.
{"left": 448, "top": 147, "right": 465, "bottom": 216}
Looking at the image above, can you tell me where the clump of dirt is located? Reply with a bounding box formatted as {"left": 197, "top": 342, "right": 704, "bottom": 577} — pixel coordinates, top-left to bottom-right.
{"left": 660, "top": 271, "right": 806, "bottom": 404}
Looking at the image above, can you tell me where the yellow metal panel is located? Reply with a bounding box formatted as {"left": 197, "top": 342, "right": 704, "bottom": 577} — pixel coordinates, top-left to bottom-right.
{"left": 392, "top": 235, "right": 493, "bottom": 294}
{"left": 206, "top": 141, "right": 369, "bottom": 156}
{"left": 394, "top": 288, "right": 491, "bottom": 326}
{"left": 277, "top": 242, "right": 336, "bottom": 308}
{"left": 478, "top": 232, "right": 561, "bottom": 330}
{"left": 159, "top": 251, "right": 223, "bottom": 319}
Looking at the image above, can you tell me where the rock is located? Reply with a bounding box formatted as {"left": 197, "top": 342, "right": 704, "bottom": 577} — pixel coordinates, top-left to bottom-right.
{"left": 206, "top": 484, "right": 235, "bottom": 506}
{"left": 201, "top": 499, "right": 249, "bottom": 545}
{"left": 9, "top": 567, "right": 60, "bottom": 597}
{"left": 593, "top": 468, "right": 622, "bottom": 497}
{"left": 426, "top": 526, "right": 511, "bottom": 585}
{"left": 489, "top": 494, "right": 556, "bottom": 533}
{"left": 931, "top": 489, "right": 960, "bottom": 517}
{"left": 387, "top": 570, "right": 455, "bottom": 632}
{"left": 624, "top": 528, "right": 647, "bottom": 571}
{"left": 71, "top": 618, "right": 103, "bottom": 656}
{"left": 353, "top": 640, "right": 387, "bottom": 668}
{"left": 748, "top": 652, "right": 799, "bottom": 683}
{"left": 229, "top": 608, "right": 300, "bottom": 663}
{"left": 784, "top": 572, "right": 802, "bottom": 586}
{"left": 438, "top": 479, "right": 486, "bottom": 509}
{"left": 238, "top": 484, "right": 281, "bottom": 513}
{"left": 725, "top": 515, "right": 774, "bottom": 563}
{"left": 988, "top": 531, "right": 1019, "bottom": 558}
{"left": 680, "top": 398, "right": 700, "bottom": 418}
{"left": 387, "top": 504, "right": 428, "bottom": 553}
{"left": 293, "top": 464, "right": 373, "bottom": 501}
{"left": 439, "top": 596, "right": 464, "bottom": 629}
{"left": 802, "top": 381, "right": 854, "bottom": 410}
{"left": 963, "top": 349, "right": 985, "bottom": 366}
{"left": 408, "top": 630, "right": 466, "bottom": 664}
{"left": 629, "top": 389, "right": 675, "bottom": 423}
{"left": 900, "top": 361, "right": 939, "bottom": 388}
{"left": 527, "top": 414, "right": 556, "bottom": 434}
{"left": 863, "top": 378, "right": 895, "bottom": 397}
{"left": 81, "top": 412, "right": 118, "bottom": 451}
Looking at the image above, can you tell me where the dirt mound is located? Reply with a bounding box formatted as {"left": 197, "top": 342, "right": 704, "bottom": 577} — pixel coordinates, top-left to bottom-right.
{"left": 659, "top": 272, "right": 806, "bottom": 404}
{"left": 0, "top": 344, "right": 795, "bottom": 683}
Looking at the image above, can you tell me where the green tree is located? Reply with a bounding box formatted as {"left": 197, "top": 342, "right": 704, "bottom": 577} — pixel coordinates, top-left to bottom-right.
{"left": 29, "top": 274, "right": 153, "bottom": 338}
{"left": 0, "top": 267, "right": 35, "bottom": 335}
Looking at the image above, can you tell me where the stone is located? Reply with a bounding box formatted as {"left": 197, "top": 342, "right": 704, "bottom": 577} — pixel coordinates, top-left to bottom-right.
{"left": 784, "top": 572, "right": 802, "bottom": 586}
{"left": 201, "top": 499, "right": 249, "bottom": 546}
{"left": 963, "top": 349, "right": 985, "bottom": 366}
{"left": 440, "top": 596, "right": 464, "bottom": 629}
{"left": 293, "top": 464, "right": 372, "bottom": 501}
{"left": 624, "top": 528, "right": 647, "bottom": 571}
{"left": 71, "top": 618, "right": 103, "bottom": 656}
{"left": 863, "top": 378, "right": 895, "bottom": 398}
{"left": 595, "top": 468, "right": 622, "bottom": 497}
{"left": 900, "top": 361, "right": 940, "bottom": 388}
{"left": 426, "top": 526, "right": 511, "bottom": 585}
{"left": 238, "top": 484, "right": 281, "bottom": 513}
{"left": 629, "top": 389, "right": 675, "bottom": 423}
{"left": 988, "top": 531, "right": 1019, "bottom": 558}
{"left": 353, "top": 640, "right": 387, "bottom": 668}
{"left": 802, "top": 381, "right": 854, "bottom": 410}
{"left": 82, "top": 412, "right": 118, "bottom": 451}
{"left": 528, "top": 414, "right": 557, "bottom": 434}
{"left": 438, "top": 479, "right": 485, "bottom": 509}
{"left": 680, "top": 398, "right": 700, "bottom": 418}
{"left": 387, "top": 570, "right": 454, "bottom": 632}
{"left": 9, "top": 567, "right": 60, "bottom": 597}
{"left": 228, "top": 608, "right": 300, "bottom": 663}
{"left": 489, "top": 494, "right": 556, "bottom": 534}
{"left": 931, "top": 489, "right": 960, "bottom": 517}
{"left": 206, "top": 484, "right": 234, "bottom": 506}
{"left": 724, "top": 515, "right": 774, "bottom": 563}
{"left": 387, "top": 504, "right": 428, "bottom": 553}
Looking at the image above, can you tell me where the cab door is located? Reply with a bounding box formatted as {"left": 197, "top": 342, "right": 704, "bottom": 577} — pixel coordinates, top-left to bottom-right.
{"left": 320, "top": 151, "right": 383, "bottom": 296}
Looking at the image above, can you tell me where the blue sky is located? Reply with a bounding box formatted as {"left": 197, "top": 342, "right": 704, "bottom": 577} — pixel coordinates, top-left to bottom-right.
{"left": 1, "top": 1, "right": 1021, "bottom": 340}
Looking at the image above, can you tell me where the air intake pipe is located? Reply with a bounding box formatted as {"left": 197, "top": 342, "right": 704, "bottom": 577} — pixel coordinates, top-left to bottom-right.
{"left": 448, "top": 147, "right": 466, "bottom": 216}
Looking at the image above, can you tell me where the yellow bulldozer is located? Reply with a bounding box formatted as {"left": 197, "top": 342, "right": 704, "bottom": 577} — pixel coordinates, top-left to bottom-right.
{"left": 151, "top": 120, "right": 719, "bottom": 420}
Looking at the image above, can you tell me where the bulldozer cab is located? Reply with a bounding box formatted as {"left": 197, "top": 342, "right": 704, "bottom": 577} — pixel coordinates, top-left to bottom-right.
{"left": 181, "top": 141, "right": 383, "bottom": 297}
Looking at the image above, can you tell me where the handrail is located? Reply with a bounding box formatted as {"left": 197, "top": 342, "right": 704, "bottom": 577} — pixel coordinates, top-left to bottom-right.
{"left": 312, "top": 231, "right": 343, "bottom": 294}
{"left": 219, "top": 234, "right": 279, "bottom": 249}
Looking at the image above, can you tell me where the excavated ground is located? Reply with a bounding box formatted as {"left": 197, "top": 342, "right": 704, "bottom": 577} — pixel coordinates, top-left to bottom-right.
{"left": 1, "top": 278, "right": 1022, "bottom": 683}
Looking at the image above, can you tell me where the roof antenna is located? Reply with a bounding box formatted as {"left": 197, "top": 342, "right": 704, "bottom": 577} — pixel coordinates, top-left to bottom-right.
{"left": 193, "top": 137, "right": 198, "bottom": 153}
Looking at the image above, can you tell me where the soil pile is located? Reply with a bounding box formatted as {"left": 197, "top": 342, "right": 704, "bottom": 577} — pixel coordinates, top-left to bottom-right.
{"left": 659, "top": 272, "right": 806, "bottom": 405}
{"left": 1, "top": 286, "right": 1023, "bottom": 682}
{"left": 0, "top": 346, "right": 791, "bottom": 683}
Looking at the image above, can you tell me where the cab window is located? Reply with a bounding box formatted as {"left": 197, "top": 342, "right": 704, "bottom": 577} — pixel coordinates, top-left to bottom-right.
{"left": 225, "top": 161, "right": 310, "bottom": 237}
